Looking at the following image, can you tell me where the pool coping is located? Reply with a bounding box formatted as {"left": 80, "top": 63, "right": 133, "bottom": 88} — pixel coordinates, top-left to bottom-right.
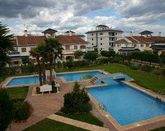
{"left": 1, "top": 74, "right": 39, "bottom": 88}
{"left": 87, "top": 78, "right": 165, "bottom": 131}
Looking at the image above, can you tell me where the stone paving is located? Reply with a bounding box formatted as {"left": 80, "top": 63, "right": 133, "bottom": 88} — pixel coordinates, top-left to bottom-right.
{"left": 7, "top": 78, "right": 73, "bottom": 131}
{"left": 48, "top": 114, "right": 109, "bottom": 131}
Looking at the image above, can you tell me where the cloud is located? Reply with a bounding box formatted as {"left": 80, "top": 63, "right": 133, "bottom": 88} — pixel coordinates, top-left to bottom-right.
{"left": 1, "top": 0, "right": 165, "bottom": 36}
{"left": 117, "top": 0, "right": 165, "bottom": 17}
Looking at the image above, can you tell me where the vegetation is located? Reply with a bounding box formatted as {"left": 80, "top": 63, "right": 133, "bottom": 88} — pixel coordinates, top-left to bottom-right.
{"left": 151, "top": 127, "right": 165, "bottom": 131}
{"left": 84, "top": 52, "right": 98, "bottom": 63}
{"left": 74, "top": 50, "right": 84, "bottom": 60}
{"left": 100, "top": 50, "right": 115, "bottom": 58}
{"left": 30, "top": 38, "right": 62, "bottom": 85}
{"left": 0, "top": 23, "right": 14, "bottom": 69}
{"left": 7, "top": 86, "right": 28, "bottom": 100}
{"left": 24, "top": 118, "right": 87, "bottom": 131}
{"left": 61, "top": 82, "right": 92, "bottom": 113}
{"left": 56, "top": 112, "right": 103, "bottom": 127}
{"left": 13, "top": 101, "right": 33, "bottom": 122}
{"left": 0, "top": 89, "right": 13, "bottom": 131}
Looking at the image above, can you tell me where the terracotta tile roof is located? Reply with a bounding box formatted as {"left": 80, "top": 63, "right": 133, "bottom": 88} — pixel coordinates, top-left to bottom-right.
{"left": 16, "top": 36, "right": 45, "bottom": 46}
{"left": 126, "top": 37, "right": 139, "bottom": 43}
{"left": 15, "top": 35, "right": 87, "bottom": 46}
{"left": 114, "top": 39, "right": 129, "bottom": 44}
{"left": 131, "top": 36, "right": 165, "bottom": 44}
{"left": 56, "top": 35, "right": 87, "bottom": 45}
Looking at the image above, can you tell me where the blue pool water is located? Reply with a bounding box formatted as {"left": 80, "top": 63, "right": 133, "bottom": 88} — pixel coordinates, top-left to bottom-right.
{"left": 56, "top": 71, "right": 104, "bottom": 82}
{"left": 87, "top": 78, "right": 165, "bottom": 126}
{"left": 7, "top": 76, "right": 39, "bottom": 87}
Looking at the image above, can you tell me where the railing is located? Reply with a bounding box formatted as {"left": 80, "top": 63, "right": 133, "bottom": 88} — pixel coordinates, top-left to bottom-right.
{"left": 8, "top": 51, "right": 20, "bottom": 56}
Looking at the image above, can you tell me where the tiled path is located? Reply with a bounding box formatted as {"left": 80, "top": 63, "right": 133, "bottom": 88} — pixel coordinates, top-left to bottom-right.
{"left": 7, "top": 79, "right": 73, "bottom": 131}
{"left": 48, "top": 114, "right": 109, "bottom": 131}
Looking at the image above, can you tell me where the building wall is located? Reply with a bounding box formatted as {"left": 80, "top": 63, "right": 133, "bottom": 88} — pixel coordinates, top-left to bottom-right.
{"left": 87, "top": 31, "right": 123, "bottom": 53}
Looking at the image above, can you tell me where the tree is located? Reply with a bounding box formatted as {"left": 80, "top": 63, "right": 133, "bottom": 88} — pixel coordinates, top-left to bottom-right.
{"left": 74, "top": 50, "right": 83, "bottom": 60}
{"left": 44, "top": 38, "right": 62, "bottom": 83}
{"left": 84, "top": 52, "right": 98, "bottom": 63}
{"left": 101, "top": 50, "right": 115, "bottom": 57}
{"left": 0, "top": 23, "right": 13, "bottom": 68}
{"left": 0, "top": 89, "right": 13, "bottom": 131}
{"left": 30, "top": 48, "right": 43, "bottom": 85}
{"left": 61, "top": 82, "right": 91, "bottom": 114}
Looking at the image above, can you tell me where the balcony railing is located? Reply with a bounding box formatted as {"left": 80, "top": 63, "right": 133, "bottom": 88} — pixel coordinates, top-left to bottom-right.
{"left": 8, "top": 51, "right": 20, "bottom": 57}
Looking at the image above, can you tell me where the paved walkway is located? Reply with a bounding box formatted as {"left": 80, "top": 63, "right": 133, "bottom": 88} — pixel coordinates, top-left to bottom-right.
{"left": 48, "top": 114, "right": 109, "bottom": 131}
{"left": 7, "top": 79, "right": 73, "bottom": 131}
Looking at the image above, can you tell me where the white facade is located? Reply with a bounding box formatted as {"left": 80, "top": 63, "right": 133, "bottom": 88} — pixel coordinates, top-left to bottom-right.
{"left": 86, "top": 25, "right": 123, "bottom": 53}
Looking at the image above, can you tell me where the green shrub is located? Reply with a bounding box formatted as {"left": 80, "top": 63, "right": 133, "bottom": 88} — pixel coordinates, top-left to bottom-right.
{"left": 73, "top": 61, "right": 89, "bottom": 67}
{"left": 36, "top": 87, "right": 40, "bottom": 94}
{"left": 96, "top": 57, "right": 109, "bottom": 65}
{"left": 52, "top": 81, "right": 57, "bottom": 93}
{"left": 64, "top": 61, "right": 74, "bottom": 69}
{"left": 0, "top": 89, "right": 13, "bottom": 131}
{"left": 130, "top": 64, "right": 139, "bottom": 70}
{"left": 61, "top": 82, "right": 92, "bottom": 114}
{"left": 152, "top": 69, "right": 162, "bottom": 76}
{"left": 141, "top": 65, "right": 153, "bottom": 72}
{"left": 161, "top": 68, "right": 165, "bottom": 77}
{"left": 13, "top": 101, "right": 33, "bottom": 122}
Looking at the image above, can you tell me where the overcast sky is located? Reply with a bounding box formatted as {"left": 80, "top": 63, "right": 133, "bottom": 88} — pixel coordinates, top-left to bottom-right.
{"left": 0, "top": 0, "right": 165, "bottom": 36}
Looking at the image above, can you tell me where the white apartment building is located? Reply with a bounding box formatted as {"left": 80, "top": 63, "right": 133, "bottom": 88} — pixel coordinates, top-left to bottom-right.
{"left": 86, "top": 25, "right": 123, "bottom": 52}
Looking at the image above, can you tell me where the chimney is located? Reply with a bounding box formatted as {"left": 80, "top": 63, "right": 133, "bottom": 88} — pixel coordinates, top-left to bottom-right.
{"left": 130, "top": 31, "right": 133, "bottom": 36}
{"left": 24, "top": 30, "right": 28, "bottom": 37}
{"left": 158, "top": 32, "right": 161, "bottom": 37}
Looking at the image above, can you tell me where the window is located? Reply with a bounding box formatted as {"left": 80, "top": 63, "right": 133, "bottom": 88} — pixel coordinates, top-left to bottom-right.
{"left": 21, "top": 48, "right": 26, "bottom": 52}
{"left": 100, "top": 33, "right": 103, "bottom": 35}
{"left": 92, "top": 33, "right": 93, "bottom": 36}
{"left": 65, "top": 45, "right": 70, "bottom": 50}
{"left": 100, "top": 38, "right": 102, "bottom": 40}
{"left": 74, "top": 45, "right": 77, "bottom": 49}
{"left": 100, "top": 43, "right": 102, "bottom": 45}
{"left": 141, "top": 44, "right": 144, "bottom": 47}
{"left": 92, "top": 43, "right": 93, "bottom": 45}
{"left": 92, "top": 38, "right": 93, "bottom": 40}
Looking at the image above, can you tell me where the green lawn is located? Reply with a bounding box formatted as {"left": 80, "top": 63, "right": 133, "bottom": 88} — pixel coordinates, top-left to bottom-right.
{"left": 56, "top": 64, "right": 165, "bottom": 94}
{"left": 24, "top": 118, "right": 87, "bottom": 131}
{"left": 151, "top": 127, "right": 165, "bottom": 131}
{"left": 56, "top": 112, "right": 103, "bottom": 127}
{"left": 7, "top": 86, "right": 29, "bottom": 100}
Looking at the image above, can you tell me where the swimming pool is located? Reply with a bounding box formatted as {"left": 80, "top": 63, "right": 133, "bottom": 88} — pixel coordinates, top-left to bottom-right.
{"left": 56, "top": 71, "right": 104, "bottom": 82}
{"left": 7, "top": 76, "right": 39, "bottom": 87}
{"left": 6, "top": 70, "right": 104, "bottom": 87}
{"left": 87, "top": 77, "right": 165, "bottom": 126}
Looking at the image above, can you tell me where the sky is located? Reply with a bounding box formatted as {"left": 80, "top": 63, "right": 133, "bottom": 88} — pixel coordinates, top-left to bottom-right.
{"left": 0, "top": 0, "right": 165, "bottom": 36}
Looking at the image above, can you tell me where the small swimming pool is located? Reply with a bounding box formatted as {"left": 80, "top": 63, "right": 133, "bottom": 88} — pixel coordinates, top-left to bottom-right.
{"left": 87, "top": 77, "right": 165, "bottom": 126}
{"left": 7, "top": 76, "right": 39, "bottom": 87}
{"left": 56, "top": 71, "right": 104, "bottom": 82}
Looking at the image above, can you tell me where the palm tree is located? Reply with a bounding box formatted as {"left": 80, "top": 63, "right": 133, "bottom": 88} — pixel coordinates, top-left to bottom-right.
{"left": 0, "top": 23, "right": 13, "bottom": 68}
{"left": 37, "top": 44, "right": 48, "bottom": 84}
{"left": 44, "top": 38, "right": 62, "bottom": 83}
{"left": 30, "top": 48, "right": 43, "bottom": 85}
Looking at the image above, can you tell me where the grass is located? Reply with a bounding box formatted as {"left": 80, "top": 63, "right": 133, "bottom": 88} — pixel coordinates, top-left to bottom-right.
{"left": 56, "top": 64, "right": 165, "bottom": 94}
{"left": 24, "top": 118, "right": 87, "bottom": 131}
{"left": 7, "top": 86, "right": 29, "bottom": 100}
{"left": 56, "top": 112, "right": 103, "bottom": 127}
{"left": 151, "top": 127, "right": 165, "bottom": 131}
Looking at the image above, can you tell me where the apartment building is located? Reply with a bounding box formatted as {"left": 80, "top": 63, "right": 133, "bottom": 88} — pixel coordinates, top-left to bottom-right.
{"left": 113, "top": 30, "right": 165, "bottom": 55}
{"left": 86, "top": 25, "right": 123, "bottom": 52}
{"left": 8, "top": 28, "right": 87, "bottom": 66}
